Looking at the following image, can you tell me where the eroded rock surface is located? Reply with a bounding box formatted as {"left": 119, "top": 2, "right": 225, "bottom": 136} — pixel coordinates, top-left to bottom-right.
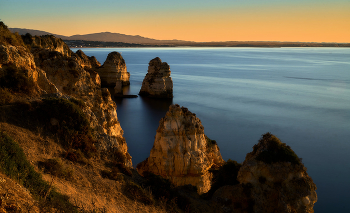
{"left": 213, "top": 133, "right": 317, "bottom": 213}
{"left": 0, "top": 44, "right": 59, "bottom": 95}
{"left": 137, "top": 104, "right": 224, "bottom": 194}
{"left": 22, "top": 34, "right": 72, "bottom": 57}
{"left": 96, "top": 51, "right": 130, "bottom": 88}
{"left": 31, "top": 47, "right": 131, "bottom": 165}
{"left": 1, "top": 28, "right": 131, "bottom": 166}
{"left": 139, "top": 57, "right": 173, "bottom": 98}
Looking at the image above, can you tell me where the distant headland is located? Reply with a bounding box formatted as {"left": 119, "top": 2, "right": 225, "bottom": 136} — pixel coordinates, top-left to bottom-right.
{"left": 10, "top": 27, "right": 350, "bottom": 48}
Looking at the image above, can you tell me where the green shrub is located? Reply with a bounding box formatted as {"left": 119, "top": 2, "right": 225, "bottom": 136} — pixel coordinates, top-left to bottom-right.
{"left": 0, "top": 68, "right": 34, "bottom": 93}
{"left": 0, "top": 88, "right": 13, "bottom": 105}
{"left": 205, "top": 135, "right": 217, "bottom": 148}
{"left": 255, "top": 133, "right": 301, "bottom": 165}
{"left": 0, "top": 131, "right": 78, "bottom": 212}
{"left": 38, "top": 158, "right": 73, "bottom": 180}
{"left": 101, "top": 163, "right": 132, "bottom": 180}
{"left": 36, "top": 97, "right": 96, "bottom": 158}
{"left": 0, "top": 22, "right": 26, "bottom": 47}
{"left": 123, "top": 181, "right": 154, "bottom": 205}
{"left": 69, "top": 97, "right": 86, "bottom": 108}
{"left": 65, "top": 149, "right": 88, "bottom": 164}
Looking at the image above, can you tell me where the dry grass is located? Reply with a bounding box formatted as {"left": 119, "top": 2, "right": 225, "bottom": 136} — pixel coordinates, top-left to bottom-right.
{"left": 0, "top": 122, "right": 167, "bottom": 213}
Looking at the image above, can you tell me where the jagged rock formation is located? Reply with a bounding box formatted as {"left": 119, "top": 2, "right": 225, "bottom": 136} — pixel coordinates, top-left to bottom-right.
{"left": 213, "top": 133, "right": 317, "bottom": 213}
{"left": 74, "top": 49, "right": 101, "bottom": 69}
{"left": 22, "top": 34, "right": 72, "bottom": 57}
{"left": 1, "top": 25, "right": 131, "bottom": 166}
{"left": 30, "top": 46, "right": 130, "bottom": 165}
{"left": 0, "top": 44, "right": 59, "bottom": 95}
{"left": 96, "top": 51, "right": 130, "bottom": 91}
{"left": 139, "top": 57, "right": 173, "bottom": 98}
{"left": 73, "top": 50, "right": 101, "bottom": 86}
{"left": 137, "top": 104, "right": 224, "bottom": 194}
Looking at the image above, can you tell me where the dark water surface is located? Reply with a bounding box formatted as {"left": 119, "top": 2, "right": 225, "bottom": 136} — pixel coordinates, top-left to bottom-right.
{"left": 73, "top": 47, "right": 350, "bottom": 213}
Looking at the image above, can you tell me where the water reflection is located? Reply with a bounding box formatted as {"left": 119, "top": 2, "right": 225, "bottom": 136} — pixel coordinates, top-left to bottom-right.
{"left": 140, "top": 96, "right": 173, "bottom": 111}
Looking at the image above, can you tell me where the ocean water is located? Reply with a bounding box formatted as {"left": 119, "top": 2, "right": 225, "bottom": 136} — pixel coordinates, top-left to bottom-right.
{"left": 73, "top": 47, "right": 350, "bottom": 212}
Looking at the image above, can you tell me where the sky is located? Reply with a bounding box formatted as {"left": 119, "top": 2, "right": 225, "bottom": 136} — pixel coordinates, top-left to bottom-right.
{"left": 0, "top": 0, "right": 349, "bottom": 43}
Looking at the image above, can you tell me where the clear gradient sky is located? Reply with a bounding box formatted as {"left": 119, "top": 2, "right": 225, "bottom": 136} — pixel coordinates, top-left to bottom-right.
{"left": 1, "top": 0, "right": 349, "bottom": 42}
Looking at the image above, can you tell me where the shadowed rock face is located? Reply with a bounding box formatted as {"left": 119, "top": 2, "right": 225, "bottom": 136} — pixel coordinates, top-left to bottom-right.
{"left": 213, "top": 133, "right": 317, "bottom": 213}
{"left": 96, "top": 51, "right": 130, "bottom": 88}
{"left": 137, "top": 104, "right": 224, "bottom": 194}
{"left": 139, "top": 57, "right": 173, "bottom": 98}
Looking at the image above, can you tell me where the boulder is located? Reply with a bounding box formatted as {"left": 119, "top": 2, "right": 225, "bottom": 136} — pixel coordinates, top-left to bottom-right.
{"left": 97, "top": 51, "right": 130, "bottom": 87}
{"left": 137, "top": 104, "right": 224, "bottom": 194}
{"left": 139, "top": 57, "right": 173, "bottom": 98}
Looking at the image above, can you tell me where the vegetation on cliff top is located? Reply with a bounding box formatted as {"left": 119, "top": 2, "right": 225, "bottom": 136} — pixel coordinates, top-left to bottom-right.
{"left": 254, "top": 132, "right": 301, "bottom": 165}
{"left": 0, "top": 131, "right": 78, "bottom": 212}
{"left": 36, "top": 97, "right": 97, "bottom": 159}
{"left": 0, "top": 22, "right": 26, "bottom": 47}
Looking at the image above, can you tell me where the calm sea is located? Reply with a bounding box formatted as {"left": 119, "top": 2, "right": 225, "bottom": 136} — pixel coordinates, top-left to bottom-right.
{"left": 73, "top": 47, "right": 350, "bottom": 213}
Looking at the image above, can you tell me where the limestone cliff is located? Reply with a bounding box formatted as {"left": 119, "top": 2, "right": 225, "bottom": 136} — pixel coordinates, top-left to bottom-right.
{"left": 22, "top": 34, "right": 72, "bottom": 57}
{"left": 137, "top": 104, "right": 224, "bottom": 194}
{"left": 30, "top": 47, "right": 131, "bottom": 165}
{"left": 139, "top": 57, "right": 173, "bottom": 98}
{"left": 1, "top": 29, "right": 131, "bottom": 166}
{"left": 73, "top": 49, "right": 101, "bottom": 86}
{"left": 213, "top": 133, "right": 317, "bottom": 213}
{"left": 96, "top": 51, "right": 130, "bottom": 91}
{"left": 0, "top": 44, "right": 59, "bottom": 95}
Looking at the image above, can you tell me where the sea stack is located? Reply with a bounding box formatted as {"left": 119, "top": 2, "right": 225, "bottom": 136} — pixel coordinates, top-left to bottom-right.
{"left": 137, "top": 104, "right": 224, "bottom": 194}
{"left": 139, "top": 57, "right": 173, "bottom": 98}
{"left": 96, "top": 51, "right": 130, "bottom": 90}
{"left": 213, "top": 133, "right": 317, "bottom": 213}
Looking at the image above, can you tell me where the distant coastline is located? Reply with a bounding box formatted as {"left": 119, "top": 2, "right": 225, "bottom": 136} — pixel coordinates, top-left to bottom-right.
{"left": 65, "top": 39, "right": 350, "bottom": 48}
{"left": 10, "top": 27, "right": 350, "bottom": 48}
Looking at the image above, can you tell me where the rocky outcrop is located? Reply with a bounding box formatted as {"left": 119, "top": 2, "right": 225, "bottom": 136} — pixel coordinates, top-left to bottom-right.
{"left": 30, "top": 47, "right": 131, "bottom": 166}
{"left": 0, "top": 44, "right": 59, "bottom": 95}
{"left": 137, "top": 104, "right": 224, "bottom": 194}
{"left": 96, "top": 51, "right": 130, "bottom": 90}
{"left": 73, "top": 50, "right": 101, "bottom": 86}
{"left": 73, "top": 49, "right": 101, "bottom": 69}
{"left": 22, "top": 34, "right": 72, "bottom": 57}
{"left": 139, "top": 57, "right": 173, "bottom": 98}
{"left": 0, "top": 28, "right": 131, "bottom": 166}
{"left": 213, "top": 133, "right": 317, "bottom": 213}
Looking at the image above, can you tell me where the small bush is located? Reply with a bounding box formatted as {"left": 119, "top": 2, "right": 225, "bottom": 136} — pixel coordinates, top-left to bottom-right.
{"left": 0, "top": 131, "right": 78, "bottom": 212}
{"left": 38, "top": 158, "right": 73, "bottom": 180}
{"left": 255, "top": 133, "right": 301, "bottom": 165}
{"left": 0, "top": 22, "right": 26, "bottom": 47}
{"left": 123, "top": 181, "right": 154, "bottom": 205}
{"left": 0, "top": 68, "right": 34, "bottom": 93}
{"left": 102, "top": 163, "right": 132, "bottom": 180}
{"left": 69, "top": 97, "right": 86, "bottom": 108}
{"left": 0, "top": 88, "right": 13, "bottom": 105}
{"left": 205, "top": 135, "right": 217, "bottom": 148}
{"left": 35, "top": 97, "right": 96, "bottom": 158}
{"left": 111, "top": 148, "right": 126, "bottom": 164}
{"left": 65, "top": 149, "right": 88, "bottom": 164}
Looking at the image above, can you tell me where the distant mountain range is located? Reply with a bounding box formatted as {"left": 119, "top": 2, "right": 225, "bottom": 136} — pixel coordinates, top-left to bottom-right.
{"left": 9, "top": 27, "right": 350, "bottom": 47}
{"left": 9, "top": 28, "right": 192, "bottom": 45}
